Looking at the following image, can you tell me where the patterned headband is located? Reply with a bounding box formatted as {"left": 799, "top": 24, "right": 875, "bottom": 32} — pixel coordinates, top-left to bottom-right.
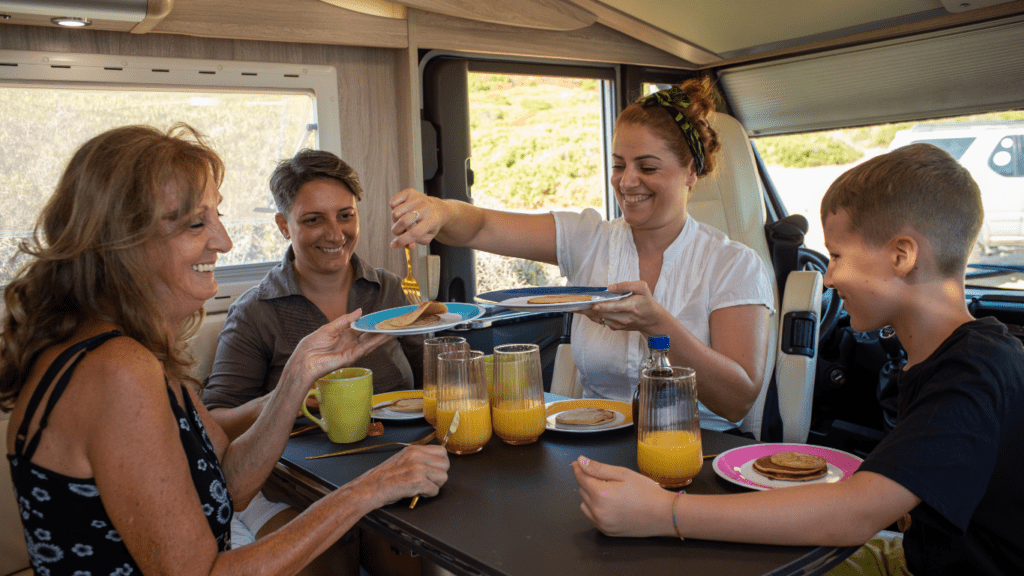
{"left": 638, "top": 87, "right": 706, "bottom": 176}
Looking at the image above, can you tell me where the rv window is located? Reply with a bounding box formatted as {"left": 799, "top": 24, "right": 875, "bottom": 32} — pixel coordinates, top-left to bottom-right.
{"left": 0, "top": 86, "right": 314, "bottom": 287}
{"left": 0, "top": 51, "right": 341, "bottom": 299}
{"left": 755, "top": 111, "right": 1024, "bottom": 292}
{"left": 467, "top": 72, "right": 611, "bottom": 294}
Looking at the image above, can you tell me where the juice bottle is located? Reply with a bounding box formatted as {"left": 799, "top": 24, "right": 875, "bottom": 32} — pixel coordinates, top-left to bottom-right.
{"left": 632, "top": 334, "right": 670, "bottom": 429}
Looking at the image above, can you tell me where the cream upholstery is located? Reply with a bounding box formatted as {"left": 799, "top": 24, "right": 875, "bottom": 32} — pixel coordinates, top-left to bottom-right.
{"left": 188, "top": 312, "right": 227, "bottom": 383}
{"left": 686, "top": 113, "right": 780, "bottom": 439}
{"left": 550, "top": 343, "right": 582, "bottom": 398}
{"left": 775, "top": 270, "right": 822, "bottom": 443}
{"left": 2, "top": 412, "right": 33, "bottom": 576}
{"left": 548, "top": 112, "right": 820, "bottom": 442}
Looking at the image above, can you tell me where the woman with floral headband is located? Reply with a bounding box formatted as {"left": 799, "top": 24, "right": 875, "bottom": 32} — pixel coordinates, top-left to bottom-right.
{"left": 389, "top": 77, "right": 774, "bottom": 433}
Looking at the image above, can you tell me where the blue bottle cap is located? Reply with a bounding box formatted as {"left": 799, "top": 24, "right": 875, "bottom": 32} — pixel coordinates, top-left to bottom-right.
{"left": 648, "top": 334, "right": 670, "bottom": 350}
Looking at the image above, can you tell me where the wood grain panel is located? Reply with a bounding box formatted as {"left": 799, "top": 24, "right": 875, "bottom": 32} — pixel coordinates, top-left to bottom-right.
{"left": 0, "top": 24, "right": 411, "bottom": 278}
{"left": 415, "top": 10, "right": 695, "bottom": 68}
{"left": 131, "top": 0, "right": 174, "bottom": 34}
{"left": 393, "top": 0, "right": 595, "bottom": 30}
{"left": 153, "top": 0, "right": 409, "bottom": 49}
{"left": 566, "top": 0, "right": 718, "bottom": 65}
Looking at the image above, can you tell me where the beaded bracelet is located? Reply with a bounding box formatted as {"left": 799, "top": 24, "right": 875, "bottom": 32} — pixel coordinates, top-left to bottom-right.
{"left": 671, "top": 490, "right": 686, "bottom": 541}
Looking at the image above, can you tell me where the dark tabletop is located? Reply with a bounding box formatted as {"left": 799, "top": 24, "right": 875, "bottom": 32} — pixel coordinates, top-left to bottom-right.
{"left": 276, "top": 407, "right": 855, "bottom": 576}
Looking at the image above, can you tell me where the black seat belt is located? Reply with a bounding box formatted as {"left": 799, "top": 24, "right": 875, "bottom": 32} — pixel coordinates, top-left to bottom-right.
{"left": 759, "top": 214, "right": 811, "bottom": 441}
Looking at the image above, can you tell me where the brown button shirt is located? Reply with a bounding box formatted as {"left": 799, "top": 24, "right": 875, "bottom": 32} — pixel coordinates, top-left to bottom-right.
{"left": 201, "top": 248, "right": 423, "bottom": 410}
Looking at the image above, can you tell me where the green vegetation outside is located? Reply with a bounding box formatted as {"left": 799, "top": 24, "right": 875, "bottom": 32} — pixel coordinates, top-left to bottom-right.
{"left": 755, "top": 111, "right": 1024, "bottom": 168}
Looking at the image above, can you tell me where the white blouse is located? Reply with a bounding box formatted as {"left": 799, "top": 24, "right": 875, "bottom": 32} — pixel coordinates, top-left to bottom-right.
{"left": 553, "top": 208, "right": 775, "bottom": 431}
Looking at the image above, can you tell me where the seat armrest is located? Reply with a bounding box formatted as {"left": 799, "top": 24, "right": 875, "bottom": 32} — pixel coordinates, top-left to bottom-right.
{"left": 775, "top": 270, "right": 823, "bottom": 443}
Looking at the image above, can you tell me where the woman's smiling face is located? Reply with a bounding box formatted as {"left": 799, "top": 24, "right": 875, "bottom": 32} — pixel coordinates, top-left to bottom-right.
{"left": 144, "top": 177, "right": 232, "bottom": 326}
{"left": 610, "top": 122, "right": 696, "bottom": 232}
{"left": 277, "top": 178, "right": 359, "bottom": 278}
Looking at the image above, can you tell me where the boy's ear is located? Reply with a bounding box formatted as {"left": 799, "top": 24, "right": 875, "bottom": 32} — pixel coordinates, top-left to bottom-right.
{"left": 891, "top": 235, "right": 918, "bottom": 277}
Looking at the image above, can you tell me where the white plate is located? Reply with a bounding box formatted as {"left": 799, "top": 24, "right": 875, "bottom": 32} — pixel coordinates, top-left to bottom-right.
{"left": 544, "top": 400, "right": 633, "bottom": 433}
{"left": 353, "top": 302, "right": 485, "bottom": 335}
{"left": 476, "top": 287, "right": 631, "bottom": 313}
{"left": 371, "top": 390, "right": 425, "bottom": 421}
{"left": 711, "top": 443, "right": 863, "bottom": 491}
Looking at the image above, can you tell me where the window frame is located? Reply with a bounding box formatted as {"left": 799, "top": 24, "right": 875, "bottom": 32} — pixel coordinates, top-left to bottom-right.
{"left": 0, "top": 49, "right": 341, "bottom": 312}
{"left": 418, "top": 50, "right": 620, "bottom": 301}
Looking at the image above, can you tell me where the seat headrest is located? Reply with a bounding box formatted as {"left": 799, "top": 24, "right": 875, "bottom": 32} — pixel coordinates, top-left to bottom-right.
{"left": 687, "top": 113, "right": 773, "bottom": 272}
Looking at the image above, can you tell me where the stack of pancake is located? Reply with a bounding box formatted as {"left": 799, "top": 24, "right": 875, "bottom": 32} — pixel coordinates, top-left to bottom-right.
{"left": 752, "top": 452, "right": 828, "bottom": 481}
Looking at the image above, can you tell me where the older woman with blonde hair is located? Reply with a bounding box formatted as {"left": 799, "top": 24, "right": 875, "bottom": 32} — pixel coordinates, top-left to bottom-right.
{"left": 2, "top": 124, "right": 448, "bottom": 576}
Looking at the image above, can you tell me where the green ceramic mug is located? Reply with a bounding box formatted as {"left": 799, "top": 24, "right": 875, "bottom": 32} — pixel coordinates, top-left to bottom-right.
{"left": 301, "top": 367, "right": 372, "bottom": 443}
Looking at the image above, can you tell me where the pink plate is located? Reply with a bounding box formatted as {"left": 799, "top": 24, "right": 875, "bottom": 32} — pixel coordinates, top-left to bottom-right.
{"left": 712, "top": 443, "right": 863, "bottom": 491}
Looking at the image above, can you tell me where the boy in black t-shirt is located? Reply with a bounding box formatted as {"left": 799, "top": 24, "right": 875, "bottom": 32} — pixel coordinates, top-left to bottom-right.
{"left": 572, "top": 143, "right": 1024, "bottom": 575}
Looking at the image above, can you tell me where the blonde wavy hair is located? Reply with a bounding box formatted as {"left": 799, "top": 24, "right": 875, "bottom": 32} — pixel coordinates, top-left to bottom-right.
{"left": 0, "top": 123, "right": 224, "bottom": 410}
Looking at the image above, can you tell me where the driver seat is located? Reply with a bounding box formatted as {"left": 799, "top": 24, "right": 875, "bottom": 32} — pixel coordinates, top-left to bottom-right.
{"left": 686, "top": 112, "right": 821, "bottom": 442}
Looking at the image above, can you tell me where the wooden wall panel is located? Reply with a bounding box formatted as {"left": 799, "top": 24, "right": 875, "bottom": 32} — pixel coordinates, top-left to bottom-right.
{"left": 153, "top": 0, "right": 409, "bottom": 49}
{"left": 0, "top": 24, "right": 412, "bottom": 278}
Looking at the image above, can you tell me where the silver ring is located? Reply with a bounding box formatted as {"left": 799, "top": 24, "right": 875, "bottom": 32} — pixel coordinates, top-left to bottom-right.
{"left": 411, "top": 210, "right": 420, "bottom": 222}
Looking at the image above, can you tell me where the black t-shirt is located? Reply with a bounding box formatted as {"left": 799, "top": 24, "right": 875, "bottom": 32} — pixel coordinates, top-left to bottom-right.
{"left": 859, "top": 317, "right": 1024, "bottom": 575}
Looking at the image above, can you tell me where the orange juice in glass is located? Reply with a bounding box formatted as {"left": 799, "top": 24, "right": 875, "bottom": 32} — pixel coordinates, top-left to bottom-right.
{"left": 491, "top": 343, "right": 546, "bottom": 445}
{"left": 422, "top": 389, "right": 437, "bottom": 426}
{"left": 637, "top": 430, "right": 702, "bottom": 487}
{"left": 436, "top": 350, "right": 492, "bottom": 454}
{"left": 491, "top": 401, "right": 547, "bottom": 444}
{"left": 436, "top": 399, "right": 491, "bottom": 454}
{"left": 637, "top": 366, "right": 702, "bottom": 488}
{"left": 422, "top": 336, "right": 468, "bottom": 427}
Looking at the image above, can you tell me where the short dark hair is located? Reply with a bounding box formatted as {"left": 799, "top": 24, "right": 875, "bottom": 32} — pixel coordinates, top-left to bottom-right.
{"left": 269, "top": 149, "right": 363, "bottom": 215}
{"left": 820, "top": 143, "right": 983, "bottom": 277}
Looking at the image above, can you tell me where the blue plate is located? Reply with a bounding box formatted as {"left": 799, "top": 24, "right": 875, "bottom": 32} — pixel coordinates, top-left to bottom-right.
{"left": 476, "top": 286, "right": 630, "bottom": 312}
{"left": 353, "top": 302, "right": 485, "bottom": 335}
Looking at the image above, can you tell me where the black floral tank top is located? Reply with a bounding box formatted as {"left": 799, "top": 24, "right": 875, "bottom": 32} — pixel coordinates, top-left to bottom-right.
{"left": 7, "top": 331, "right": 232, "bottom": 575}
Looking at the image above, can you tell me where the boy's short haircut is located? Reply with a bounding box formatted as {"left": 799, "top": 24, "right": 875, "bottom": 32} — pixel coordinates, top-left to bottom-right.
{"left": 820, "top": 142, "right": 983, "bottom": 277}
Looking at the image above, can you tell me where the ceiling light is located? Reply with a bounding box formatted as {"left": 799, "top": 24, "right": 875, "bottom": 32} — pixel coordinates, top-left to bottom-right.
{"left": 51, "top": 16, "right": 91, "bottom": 27}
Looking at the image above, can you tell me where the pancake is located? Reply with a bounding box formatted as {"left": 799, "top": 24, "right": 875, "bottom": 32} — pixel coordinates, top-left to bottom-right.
{"left": 383, "top": 398, "right": 424, "bottom": 413}
{"left": 527, "top": 294, "right": 594, "bottom": 305}
{"left": 752, "top": 452, "right": 828, "bottom": 482}
{"left": 377, "top": 314, "right": 440, "bottom": 330}
{"left": 770, "top": 452, "right": 826, "bottom": 470}
{"left": 555, "top": 407, "right": 616, "bottom": 426}
{"left": 376, "top": 301, "right": 447, "bottom": 330}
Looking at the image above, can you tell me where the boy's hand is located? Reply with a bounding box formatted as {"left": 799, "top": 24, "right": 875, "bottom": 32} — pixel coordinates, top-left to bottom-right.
{"left": 572, "top": 456, "right": 676, "bottom": 537}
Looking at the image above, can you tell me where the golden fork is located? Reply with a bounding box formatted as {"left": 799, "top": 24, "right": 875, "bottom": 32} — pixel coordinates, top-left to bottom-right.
{"left": 401, "top": 246, "right": 422, "bottom": 304}
{"left": 305, "top": 430, "right": 436, "bottom": 459}
{"left": 409, "top": 410, "right": 460, "bottom": 509}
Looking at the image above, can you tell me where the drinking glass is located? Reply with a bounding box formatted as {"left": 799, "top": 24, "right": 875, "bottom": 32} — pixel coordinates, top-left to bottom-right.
{"left": 422, "top": 336, "right": 469, "bottom": 426}
{"left": 436, "top": 350, "right": 492, "bottom": 454}
{"left": 636, "top": 366, "right": 702, "bottom": 488}
{"left": 490, "top": 343, "right": 546, "bottom": 445}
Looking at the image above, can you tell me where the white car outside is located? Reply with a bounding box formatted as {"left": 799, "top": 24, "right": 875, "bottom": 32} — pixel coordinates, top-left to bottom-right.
{"left": 888, "top": 122, "right": 1024, "bottom": 254}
